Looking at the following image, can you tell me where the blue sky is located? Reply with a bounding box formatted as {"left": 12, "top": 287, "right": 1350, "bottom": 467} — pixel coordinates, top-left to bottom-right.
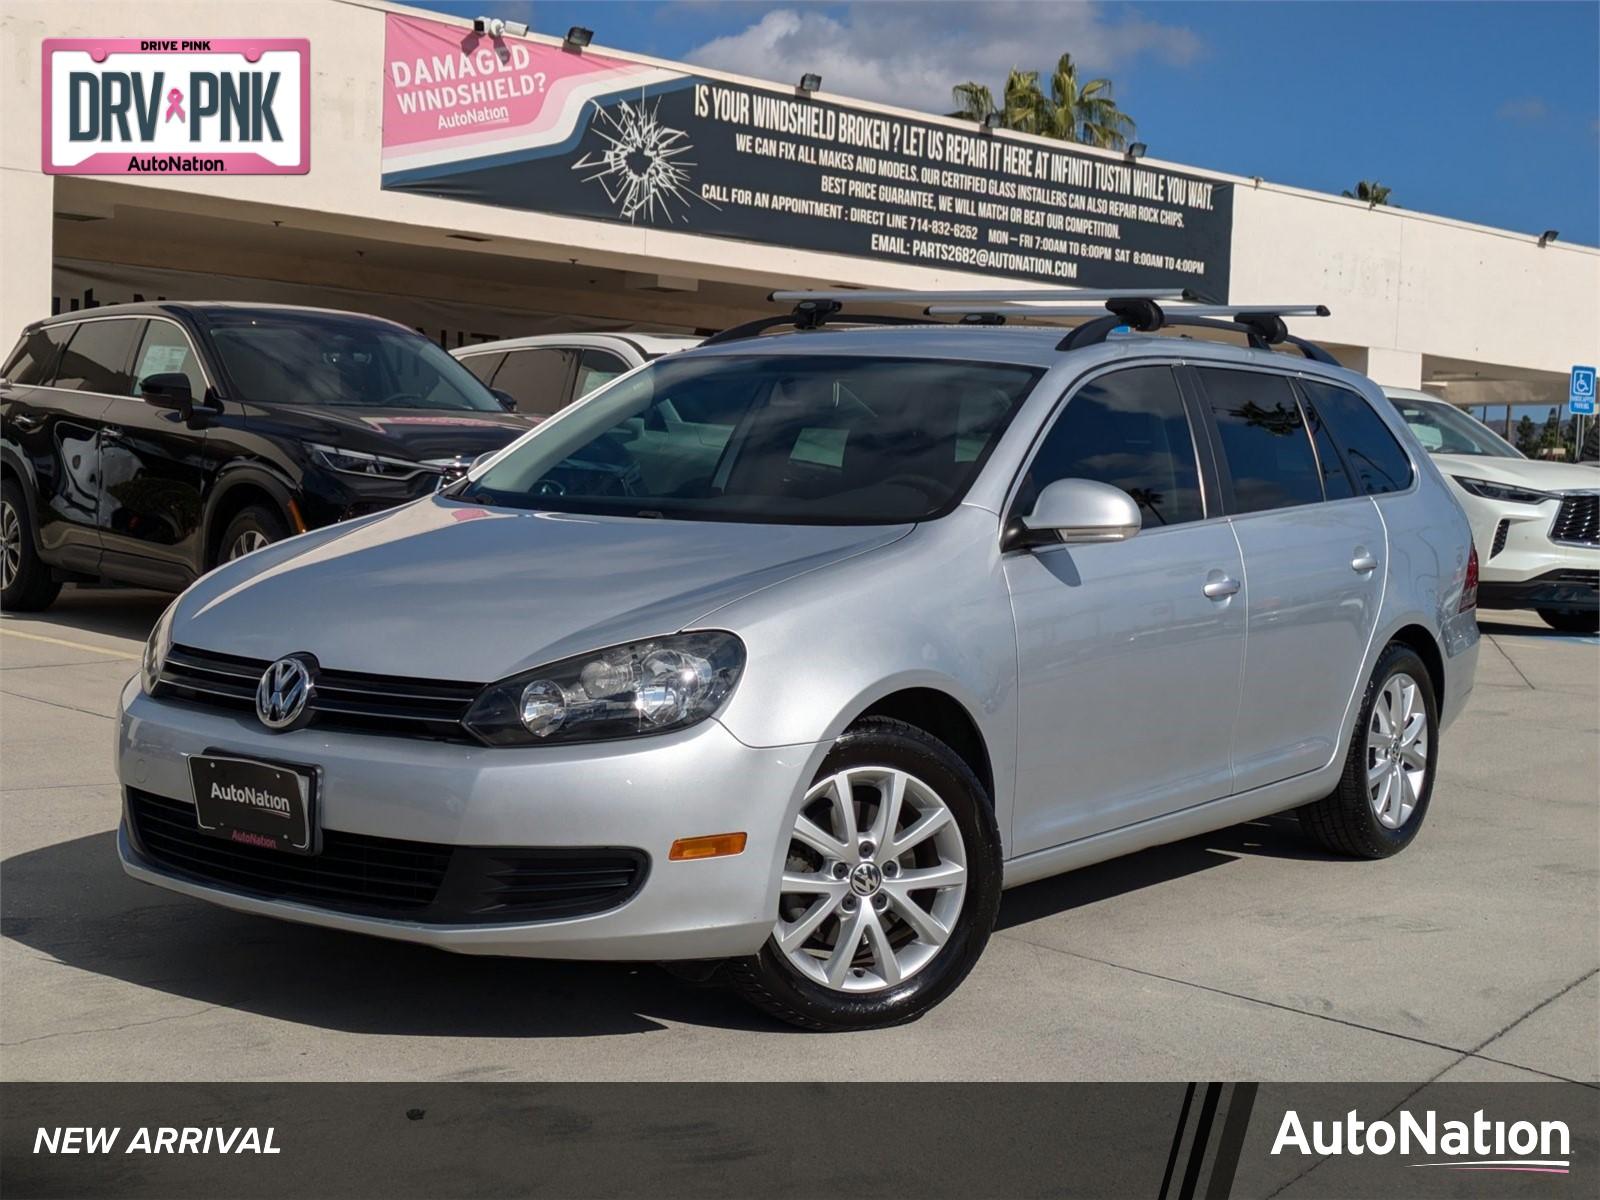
{"left": 421, "top": 0, "right": 1599, "bottom": 245}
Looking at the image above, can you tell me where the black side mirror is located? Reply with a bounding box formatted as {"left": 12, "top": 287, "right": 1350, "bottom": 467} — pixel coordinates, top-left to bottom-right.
{"left": 491, "top": 388, "right": 518, "bottom": 413}
{"left": 140, "top": 373, "right": 194, "bottom": 414}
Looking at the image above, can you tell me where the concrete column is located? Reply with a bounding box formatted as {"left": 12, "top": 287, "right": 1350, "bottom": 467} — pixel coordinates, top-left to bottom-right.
{"left": 1351, "top": 346, "right": 1423, "bottom": 390}
{"left": 0, "top": 169, "right": 53, "bottom": 343}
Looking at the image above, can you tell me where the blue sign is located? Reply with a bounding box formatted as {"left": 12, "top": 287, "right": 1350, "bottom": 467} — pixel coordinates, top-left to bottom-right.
{"left": 1572, "top": 365, "right": 1597, "bottom": 416}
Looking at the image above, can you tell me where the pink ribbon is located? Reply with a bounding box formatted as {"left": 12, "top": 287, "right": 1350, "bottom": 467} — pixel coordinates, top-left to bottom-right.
{"left": 164, "top": 88, "right": 185, "bottom": 123}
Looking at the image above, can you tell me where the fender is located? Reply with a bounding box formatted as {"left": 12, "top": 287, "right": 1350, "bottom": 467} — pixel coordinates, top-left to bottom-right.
{"left": 0, "top": 445, "right": 42, "bottom": 551}
{"left": 200, "top": 462, "right": 300, "bottom": 566}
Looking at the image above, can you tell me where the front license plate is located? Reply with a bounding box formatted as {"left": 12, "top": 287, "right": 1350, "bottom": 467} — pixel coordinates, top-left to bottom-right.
{"left": 188, "top": 753, "right": 317, "bottom": 855}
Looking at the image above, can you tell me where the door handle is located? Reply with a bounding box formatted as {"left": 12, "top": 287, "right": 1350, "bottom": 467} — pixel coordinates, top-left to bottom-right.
{"left": 10, "top": 414, "right": 43, "bottom": 433}
{"left": 1351, "top": 550, "right": 1379, "bottom": 573}
{"left": 1203, "top": 575, "right": 1241, "bottom": 600}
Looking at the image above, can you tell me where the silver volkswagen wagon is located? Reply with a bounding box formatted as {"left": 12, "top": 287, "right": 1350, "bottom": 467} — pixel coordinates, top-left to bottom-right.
{"left": 118, "top": 293, "right": 1481, "bottom": 1030}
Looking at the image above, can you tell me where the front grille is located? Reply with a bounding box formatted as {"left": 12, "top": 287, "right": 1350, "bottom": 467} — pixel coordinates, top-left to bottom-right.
{"left": 157, "top": 644, "right": 481, "bottom": 741}
{"left": 1550, "top": 493, "right": 1599, "bottom": 546}
{"left": 127, "top": 789, "right": 649, "bottom": 923}
{"left": 1490, "top": 519, "right": 1510, "bottom": 559}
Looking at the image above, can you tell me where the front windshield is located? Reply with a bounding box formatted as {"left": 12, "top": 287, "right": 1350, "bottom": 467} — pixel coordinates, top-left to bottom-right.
{"left": 207, "top": 312, "right": 503, "bottom": 411}
{"left": 1389, "top": 396, "right": 1522, "bottom": 458}
{"left": 459, "top": 354, "right": 1042, "bottom": 524}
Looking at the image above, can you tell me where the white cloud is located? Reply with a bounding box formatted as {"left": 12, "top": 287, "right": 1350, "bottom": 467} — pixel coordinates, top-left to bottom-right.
{"left": 683, "top": 2, "right": 1202, "bottom": 116}
{"left": 1495, "top": 96, "right": 1548, "bottom": 123}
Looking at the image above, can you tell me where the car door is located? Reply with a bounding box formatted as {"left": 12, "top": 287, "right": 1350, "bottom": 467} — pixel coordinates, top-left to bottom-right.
{"left": 20, "top": 319, "right": 141, "bottom": 574}
{"left": 1190, "top": 366, "right": 1387, "bottom": 791}
{"left": 97, "top": 318, "right": 212, "bottom": 588}
{"left": 1004, "top": 363, "right": 1246, "bottom": 854}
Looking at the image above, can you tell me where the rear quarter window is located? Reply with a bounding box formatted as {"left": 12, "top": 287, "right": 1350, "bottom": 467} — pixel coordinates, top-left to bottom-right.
{"left": 3, "top": 325, "right": 72, "bottom": 386}
{"left": 1300, "top": 380, "right": 1414, "bottom": 494}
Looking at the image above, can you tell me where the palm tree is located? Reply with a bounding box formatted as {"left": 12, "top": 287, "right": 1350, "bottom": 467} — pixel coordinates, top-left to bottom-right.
{"left": 949, "top": 54, "right": 1136, "bottom": 151}
{"left": 947, "top": 81, "right": 997, "bottom": 123}
{"left": 1342, "top": 180, "right": 1393, "bottom": 207}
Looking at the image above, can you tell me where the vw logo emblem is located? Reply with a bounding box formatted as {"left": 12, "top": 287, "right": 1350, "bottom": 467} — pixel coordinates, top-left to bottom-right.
{"left": 255, "top": 654, "right": 317, "bottom": 731}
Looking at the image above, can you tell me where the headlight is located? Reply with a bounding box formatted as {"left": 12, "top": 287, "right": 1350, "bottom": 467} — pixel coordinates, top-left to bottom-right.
{"left": 463, "top": 632, "right": 745, "bottom": 746}
{"left": 308, "top": 443, "right": 433, "bottom": 481}
{"left": 142, "top": 600, "right": 178, "bottom": 694}
{"left": 1452, "top": 476, "right": 1552, "bottom": 505}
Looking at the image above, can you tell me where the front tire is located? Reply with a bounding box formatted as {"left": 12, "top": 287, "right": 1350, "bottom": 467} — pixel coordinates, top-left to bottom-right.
{"left": 728, "top": 717, "right": 1002, "bottom": 1031}
{"left": 0, "top": 479, "right": 61, "bottom": 612}
{"left": 1537, "top": 608, "right": 1599, "bottom": 634}
{"left": 216, "top": 505, "right": 288, "bottom": 565}
{"left": 1298, "top": 642, "right": 1439, "bottom": 858}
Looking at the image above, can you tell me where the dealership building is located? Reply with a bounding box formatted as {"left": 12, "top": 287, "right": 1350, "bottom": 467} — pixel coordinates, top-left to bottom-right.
{"left": 2, "top": 0, "right": 1596, "bottom": 414}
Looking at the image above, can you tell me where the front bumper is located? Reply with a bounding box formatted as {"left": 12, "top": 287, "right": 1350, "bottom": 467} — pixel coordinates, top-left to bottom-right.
{"left": 1478, "top": 569, "right": 1599, "bottom": 612}
{"left": 116, "top": 677, "right": 828, "bottom": 960}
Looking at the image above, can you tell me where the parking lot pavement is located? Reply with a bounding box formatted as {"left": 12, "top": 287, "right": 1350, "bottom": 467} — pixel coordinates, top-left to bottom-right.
{"left": 2, "top": 589, "right": 1595, "bottom": 1082}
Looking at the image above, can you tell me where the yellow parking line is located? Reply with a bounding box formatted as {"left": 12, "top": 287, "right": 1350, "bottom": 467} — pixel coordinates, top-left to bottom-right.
{"left": 0, "top": 627, "right": 138, "bottom": 659}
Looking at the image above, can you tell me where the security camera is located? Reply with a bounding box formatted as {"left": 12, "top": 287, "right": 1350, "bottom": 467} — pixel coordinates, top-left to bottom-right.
{"left": 472, "top": 16, "right": 507, "bottom": 38}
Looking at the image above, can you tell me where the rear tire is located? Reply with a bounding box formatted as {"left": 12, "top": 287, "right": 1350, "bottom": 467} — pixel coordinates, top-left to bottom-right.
{"left": 728, "top": 717, "right": 1002, "bottom": 1031}
{"left": 1537, "top": 608, "right": 1599, "bottom": 634}
{"left": 216, "top": 505, "right": 288, "bottom": 565}
{"left": 1299, "top": 642, "right": 1439, "bottom": 859}
{"left": 1, "top": 479, "right": 61, "bottom": 612}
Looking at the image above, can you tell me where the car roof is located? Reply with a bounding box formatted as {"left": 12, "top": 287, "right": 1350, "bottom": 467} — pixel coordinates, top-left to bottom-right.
{"left": 455, "top": 332, "right": 704, "bottom": 359}
{"left": 28, "top": 301, "right": 413, "bottom": 332}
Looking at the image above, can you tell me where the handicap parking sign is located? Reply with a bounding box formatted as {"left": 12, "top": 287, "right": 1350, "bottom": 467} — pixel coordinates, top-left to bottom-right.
{"left": 1572, "top": 365, "right": 1597, "bottom": 415}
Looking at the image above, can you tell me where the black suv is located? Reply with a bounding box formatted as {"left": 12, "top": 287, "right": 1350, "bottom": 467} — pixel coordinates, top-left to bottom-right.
{"left": 1, "top": 303, "right": 534, "bottom": 610}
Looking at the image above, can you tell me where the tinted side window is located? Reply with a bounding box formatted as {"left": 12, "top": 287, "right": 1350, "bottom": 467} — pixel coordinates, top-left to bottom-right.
{"left": 1197, "top": 368, "right": 1322, "bottom": 514}
{"left": 4, "top": 325, "right": 72, "bottom": 386}
{"left": 131, "top": 321, "right": 207, "bottom": 398}
{"left": 1015, "top": 366, "right": 1203, "bottom": 527}
{"left": 457, "top": 352, "right": 505, "bottom": 386}
{"left": 492, "top": 348, "right": 575, "bottom": 417}
{"left": 1301, "top": 380, "right": 1414, "bottom": 494}
{"left": 54, "top": 319, "right": 139, "bottom": 395}
{"left": 574, "top": 349, "right": 629, "bottom": 399}
{"left": 1301, "top": 387, "right": 1356, "bottom": 501}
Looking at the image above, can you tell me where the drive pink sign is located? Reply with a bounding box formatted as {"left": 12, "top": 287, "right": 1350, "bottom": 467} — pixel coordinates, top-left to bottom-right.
{"left": 381, "top": 14, "right": 676, "bottom": 179}
{"left": 42, "top": 38, "right": 309, "bottom": 174}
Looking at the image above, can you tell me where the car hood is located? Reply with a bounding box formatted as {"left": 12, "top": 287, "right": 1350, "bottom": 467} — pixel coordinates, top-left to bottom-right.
{"left": 265, "top": 405, "right": 536, "bottom": 461}
{"left": 177, "top": 497, "right": 912, "bottom": 681}
{"left": 1430, "top": 454, "right": 1600, "bottom": 493}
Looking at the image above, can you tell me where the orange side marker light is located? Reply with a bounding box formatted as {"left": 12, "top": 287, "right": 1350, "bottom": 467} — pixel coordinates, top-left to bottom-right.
{"left": 669, "top": 832, "right": 748, "bottom": 861}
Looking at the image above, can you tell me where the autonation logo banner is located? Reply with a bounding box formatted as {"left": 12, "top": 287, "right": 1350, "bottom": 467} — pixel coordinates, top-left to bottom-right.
{"left": 42, "top": 38, "right": 309, "bottom": 175}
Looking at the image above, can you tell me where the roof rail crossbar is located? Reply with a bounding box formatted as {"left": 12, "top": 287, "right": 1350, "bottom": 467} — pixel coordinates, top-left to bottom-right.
{"left": 701, "top": 301, "right": 933, "bottom": 346}
{"left": 1055, "top": 303, "right": 1337, "bottom": 363}
{"left": 926, "top": 302, "right": 1329, "bottom": 319}
{"left": 769, "top": 287, "right": 1196, "bottom": 305}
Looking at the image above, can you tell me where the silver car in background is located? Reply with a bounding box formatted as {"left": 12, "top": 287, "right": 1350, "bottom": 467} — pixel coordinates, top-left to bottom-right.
{"left": 117, "top": 295, "right": 1480, "bottom": 1029}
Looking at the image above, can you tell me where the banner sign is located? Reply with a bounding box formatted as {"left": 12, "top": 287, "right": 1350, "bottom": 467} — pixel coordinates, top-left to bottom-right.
{"left": 42, "top": 38, "right": 309, "bottom": 175}
{"left": 380, "top": 15, "right": 1233, "bottom": 296}
{"left": 5, "top": 1081, "right": 1595, "bottom": 1198}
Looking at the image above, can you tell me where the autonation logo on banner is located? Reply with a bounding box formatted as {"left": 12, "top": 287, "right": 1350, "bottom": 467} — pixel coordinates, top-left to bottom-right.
{"left": 42, "top": 38, "right": 309, "bottom": 175}
{"left": 1272, "top": 1106, "right": 1572, "bottom": 1175}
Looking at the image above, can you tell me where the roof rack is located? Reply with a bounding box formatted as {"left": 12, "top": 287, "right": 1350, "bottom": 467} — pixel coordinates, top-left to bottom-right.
{"left": 769, "top": 287, "right": 1198, "bottom": 305}
{"left": 704, "top": 288, "right": 1200, "bottom": 347}
{"left": 929, "top": 297, "right": 1336, "bottom": 362}
{"left": 704, "top": 291, "right": 1337, "bottom": 364}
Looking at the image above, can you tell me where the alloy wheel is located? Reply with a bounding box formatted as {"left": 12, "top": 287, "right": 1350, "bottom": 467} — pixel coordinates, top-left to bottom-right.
{"left": 774, "top": 766, "right": 967, "bottom": 993}
{"left": 227, "top": 529, "right": 271, "bottom": 560}
{"left": 1, "top": 500, "right": 20, "bottom": 592}
{"left": 1366, "top": 671, "right": 1428, "bottom": 830}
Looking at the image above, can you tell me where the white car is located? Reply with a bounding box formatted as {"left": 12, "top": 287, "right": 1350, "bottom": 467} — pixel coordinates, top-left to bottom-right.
{"left": 452, "top": 332, "right": 701, "bottom": 420}
{"left": 1385, "top": 389, "right": 1598, "bottom": 632}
